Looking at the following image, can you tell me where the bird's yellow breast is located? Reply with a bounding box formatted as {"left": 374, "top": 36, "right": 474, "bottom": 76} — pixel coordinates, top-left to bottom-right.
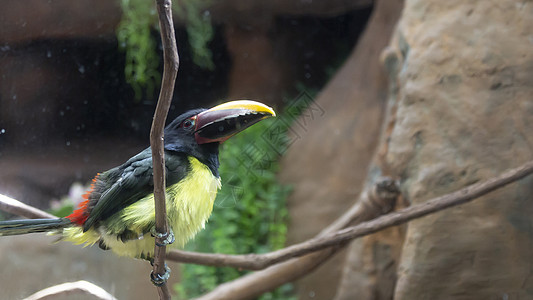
{"left": 62, "top": 156, "right": 221, "bottom": 258}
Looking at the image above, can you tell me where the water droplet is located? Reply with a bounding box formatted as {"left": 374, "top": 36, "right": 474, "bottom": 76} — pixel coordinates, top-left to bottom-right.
{"left": 66, "top": 141, "right": 71, "bottom": 146}
{"left": 0, "top": 129, "right": 5, "bottom": 134}
{"left": 46, "top": 50, "right": 52, "bottom": 58}
{"left": 78, "top": 65, "right": 85, "bottom": 74}
{"left": 59, "top": 110, "right": 65, "bottom": 116}
{"left": 12, "top": 94, "right": 17, "bottom": 100}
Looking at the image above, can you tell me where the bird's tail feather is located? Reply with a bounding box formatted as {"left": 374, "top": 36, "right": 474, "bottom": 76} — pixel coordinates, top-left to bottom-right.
{"left": 0, "top": 218, "right": 72, "bottom": 236}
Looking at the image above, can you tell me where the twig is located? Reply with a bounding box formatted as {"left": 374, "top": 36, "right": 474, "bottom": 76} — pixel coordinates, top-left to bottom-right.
{"left": 23, "top": 280, "right": 116, "bottom": 300}
{"left": 167, "top": 178, "right": 400, "bottom": 270}
{"left": 195, "top": 160, "right": 533, "bottom": 299}
{"left": 0, "top": 194, "right": 56, "bottom": 219}
{"left": 1, "top": 160, "right": 530, "bottom": 299}
{"left": 151, "top": 0, "right": 179, "bottom": 299}
{"left": 278, "top": 159, "right": 533, "bottom": 255}
{"left": 194, "top": 177, "right": 398, "bottom": 300}
{"left": 2, "top": 160, "right": 531, "bottom": 297}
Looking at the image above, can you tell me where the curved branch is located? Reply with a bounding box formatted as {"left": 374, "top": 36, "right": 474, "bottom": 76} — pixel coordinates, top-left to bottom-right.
{"left": 23, "top": 280, "right": 116, "bottom": 300}
{"left": 0, "top": 194, "right": 56, "bottom": 219}
{"left": 193, "top": 176, "right": 398, "bottom": 300}
{"left": 2, "top": 160, "right": 531, "bottom": 286}
{"left": 151, "top": 0, "right": 179, "bottom": 299}
{"left": 167, "top": 177, "right": 400, "bottom": 269}
{"left": 194, "top": 160, "right": 533, "bottom": 300}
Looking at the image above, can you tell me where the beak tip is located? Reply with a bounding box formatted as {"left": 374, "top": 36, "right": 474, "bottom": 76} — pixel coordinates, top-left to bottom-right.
{"left": 195, "top": 100, "right": 277, "bottom": 144}
{"left": 257, "top": 102, "right": 276, "bottom": 118}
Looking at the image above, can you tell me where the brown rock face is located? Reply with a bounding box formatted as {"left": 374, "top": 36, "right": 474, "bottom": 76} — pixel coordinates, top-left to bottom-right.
{"left": 210, "top": 0, "right": 371, "bottom": 24}
{"left": 279, "top": 0, "right": 404, "bottom": 298}
{"left": 225, "top": 24, "right": 287, "bottom": 105}
{"left": 383, "top": 1, "right": 533, "bottom": 299}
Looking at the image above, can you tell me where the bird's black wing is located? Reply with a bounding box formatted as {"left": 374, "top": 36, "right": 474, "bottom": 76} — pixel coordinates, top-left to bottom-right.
{"left": 82, "top": 148, "right": 189, "bottom": 231}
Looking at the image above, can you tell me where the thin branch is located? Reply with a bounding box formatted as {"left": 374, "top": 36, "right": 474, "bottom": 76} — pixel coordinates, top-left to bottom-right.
{"left": 194, "top": 177, "right": 398, "bottom": 300}
{"left": 0, "top": 194, "right": 56, "bottom": 219}
{"left": 278, "top": 159, "right": 533, "bottom": 255}
{"left": 23, "top": 280, "right": 116, "bottom": 300}
{"left": 1, "top": 160, "right": 531, "bottom": 296}
{"left": 151, "top": 0, "right": 179, "bottom": 298}
{"left": 195, "top": 160, "right": 533, "bottom": 300}
{"left": 167, "top": 178, "right": 400, "bottom": 270}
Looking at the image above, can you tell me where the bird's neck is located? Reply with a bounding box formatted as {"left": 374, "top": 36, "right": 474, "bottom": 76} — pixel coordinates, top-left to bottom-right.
{"left": 201, "top": 150, "right": 220, "bottom": 178}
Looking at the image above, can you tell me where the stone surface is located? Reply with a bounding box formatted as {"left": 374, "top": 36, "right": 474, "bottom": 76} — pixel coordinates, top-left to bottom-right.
{"left": 209, "top": 0, "right": 371, "bottom": 25}
{"left": 335, "top": 225, "right": 406, "bottom": 300}
{"left": 0, "top": 234, "right": 176, "bottom": 299}
{"left": 224, "top": 24, "right": 287, "bottom": 105}
{"left": 0, "top": 0, "right": 371, "bottom": 45}
{"left": 382, "top": 1, "right": 533, "bottom": 299}
{"left": 0, "top": 0, "right": 121, "bottom": 44}
{"left": 278, "top": 0, "right": 403, "bottom": 298}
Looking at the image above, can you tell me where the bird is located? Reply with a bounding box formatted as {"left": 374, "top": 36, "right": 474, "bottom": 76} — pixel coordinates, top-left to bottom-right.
{"left": 0, "top": 100, "right": 275, "bottom": 261}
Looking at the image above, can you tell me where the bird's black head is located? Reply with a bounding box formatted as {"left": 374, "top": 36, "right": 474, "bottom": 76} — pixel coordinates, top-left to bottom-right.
{"left": 164, "top": 100, "right": 276, "bottom": 177}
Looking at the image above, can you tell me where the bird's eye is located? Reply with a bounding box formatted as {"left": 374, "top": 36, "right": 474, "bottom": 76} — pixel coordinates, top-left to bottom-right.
{"left": 181, "top": 117, "right": 195, "bottom": 130}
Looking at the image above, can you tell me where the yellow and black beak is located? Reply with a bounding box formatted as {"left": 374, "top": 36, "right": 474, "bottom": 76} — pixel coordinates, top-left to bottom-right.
{"left": 194, "top": 100, "right": 276, "bottom": 144}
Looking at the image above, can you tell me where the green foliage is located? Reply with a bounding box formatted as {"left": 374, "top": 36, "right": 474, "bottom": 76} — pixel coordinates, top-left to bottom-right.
{"left": 49, "top": 202, "right": 75, "bottom": 218}
{"left": 174, "top": 0, "right": 215, "bottom": 70}
{"left": 175, "top": 113, "right": 297, "bottom": 299}
{"left": 117, "top": 0, "right": 161, "bottom": 101}
{"left": 48, "top": 182, "right": 88, "bottom": 218}
{"left": 117, "top": 0, "right": 216, "bottom": 100}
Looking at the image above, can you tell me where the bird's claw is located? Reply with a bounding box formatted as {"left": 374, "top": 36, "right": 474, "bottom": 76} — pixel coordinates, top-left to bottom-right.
{"left": 150, "top": 263, "right": 171, "bottom": 286}
{"left": 151, "top": 227, "right": 175, "bottom": 246}
{"left": 147, "top": 228, "right": 174, "bottom": 286}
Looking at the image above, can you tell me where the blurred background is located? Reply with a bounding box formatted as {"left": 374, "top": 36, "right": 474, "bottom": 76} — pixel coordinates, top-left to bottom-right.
{"left": 1, "top": 0, "right": 533, "bottom": 299}
{"left": 0, "top": 0, "right": 371, "bottom": 209}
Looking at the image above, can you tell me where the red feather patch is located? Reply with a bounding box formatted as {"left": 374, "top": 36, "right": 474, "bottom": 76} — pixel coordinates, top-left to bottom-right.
{"left": 66, "top": 173, "right": 99, "bottom": 225}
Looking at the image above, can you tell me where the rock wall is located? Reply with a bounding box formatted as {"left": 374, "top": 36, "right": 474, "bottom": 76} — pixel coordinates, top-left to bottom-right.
{"left": 305, "top": 1, "right": 533, "bottom": 299}
{"left": 383, "top": 1, "right": 533, "bottom": 299}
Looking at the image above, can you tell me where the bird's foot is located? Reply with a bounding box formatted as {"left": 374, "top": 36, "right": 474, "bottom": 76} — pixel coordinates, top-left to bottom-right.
{"left": 150, "top": 263, "right": 171, "bottom": 286}
{"left": 150, "top": 227, "right": 175, "bottom": 247}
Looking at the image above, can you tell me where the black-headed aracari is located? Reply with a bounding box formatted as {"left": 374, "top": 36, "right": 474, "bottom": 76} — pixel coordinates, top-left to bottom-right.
{"left": 0, "top": 100, "right": 275, "bottom": 260}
